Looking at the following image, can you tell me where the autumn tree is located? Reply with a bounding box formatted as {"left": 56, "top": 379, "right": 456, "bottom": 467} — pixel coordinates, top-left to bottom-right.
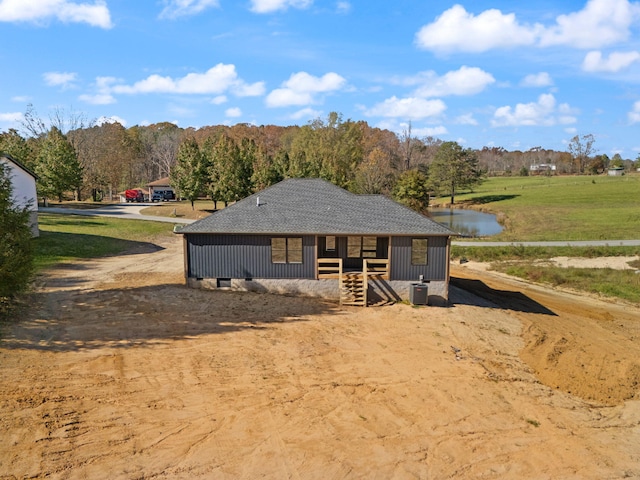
{"left": 138, "top": 122, "right": 182, "bottom": 179}
{"left": 69, "top": 121, "right": 138, "bottom": 201}
{"left": 567, "top": 133, "right": 596, "bottom": 174}
{"left": 353, "top": 147, "right": 394, "bottom": 194}
{"left": 429, "top": 141, "right": 483, "bottom": 205}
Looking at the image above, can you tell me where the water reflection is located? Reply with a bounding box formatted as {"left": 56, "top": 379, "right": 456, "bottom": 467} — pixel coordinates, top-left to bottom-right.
{"left": 429, "top": 207, "right": 503, "bottom": 237}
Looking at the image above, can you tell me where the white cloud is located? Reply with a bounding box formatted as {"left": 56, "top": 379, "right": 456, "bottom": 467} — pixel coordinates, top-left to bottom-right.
{"left": 233, "top": 81, "right": 266, "bottom": 97}
{"left": 79, "top": 93, "right": 115, "bottom": 105}
{"left": 96, "top": 115, "right": 127, "bottom": 126}
{"left": 0, "top": 111, "right": 23, "bottom": 123}
{"left": 289, "top": 107, "right": 322, "bottom": 120}
{"left": 628, "top": 101, "right": 640, "bottom": 123}
{"left": 415, "top": 4, "right": 540, "bottom": 53}
{"left": 539, "top": 0, "right": 640, "bottom": 49}
{"left": 415, "top": 0, "right": 640, "bottom": 53}
{"left": 250, "top": 0, "right": 312, "bottom": 14}
{"left": 0, "top": 0, "right": 112, "bottom": 28}
{"left": 267, "top": 89, "right": 313, "bottom": 107}
{"left": 283, "top": 71, "right": 346, "bottom": 92}
{"left": 406, "top": 66, "right": 495, "bottom": 97}
{"left": 455, "top": 113, "right": 478, "bottom": 125}
{"left": 11, "top": 96, "right": 31, "bottom": 102}
{"left": 159, "top": 0, "right": 219, "bottom": 20}
{"left": 582, "top": 50, "right": 640, "bottom": 72}
{"left": 365, "top": 96, "right": 446, "bottom": 120}
{"left": 211, "top": 95, "right": 228, "bottom": 105}
{"left": 266, "top": 72, "right": 346, "bottom": 107}
{"left": 225, "top": 107, "right": 242, "bottom": 117}
{"left": 111, "top": 64, "right": 261, "bottom": 97}
{"left": 43, "top": 71, "right": 77, "bottom": 88}
{"left": 520, "top": 72, "right": 553, "bottom": 87}
{"left": 336, "top": 1, "right": 351, "bottom": 14}
{"left": 412, "top": 126, "right": 448, "bottom": 137}
{"left": 78, "top": 76, "right": 118, "bottom": 104}
{"left": 492, "top": 93, "right": 577, "bottom": 127}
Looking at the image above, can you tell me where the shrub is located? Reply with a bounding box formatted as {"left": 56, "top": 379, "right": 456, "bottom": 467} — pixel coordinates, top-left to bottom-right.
{"left": 0, "top": 162, "right": 34, "bottom": 310}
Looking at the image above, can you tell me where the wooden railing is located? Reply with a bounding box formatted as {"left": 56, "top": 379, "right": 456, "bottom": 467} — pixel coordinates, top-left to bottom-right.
{"left": 363, "top": 258, "right": 389, "bottom": 280}
{"left": 317, "top": 258, "right": 343, "bottom": 279}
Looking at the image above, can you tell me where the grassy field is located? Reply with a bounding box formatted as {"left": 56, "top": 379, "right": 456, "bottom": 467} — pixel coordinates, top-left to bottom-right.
{"left": 433, "top": 174, "right": 640, "bottom": 241}
{"left": 33, "top": 213, "right": 175, "bottom": 270}
{"left": 433, "top": 174, "right": 640, "bottom": 303}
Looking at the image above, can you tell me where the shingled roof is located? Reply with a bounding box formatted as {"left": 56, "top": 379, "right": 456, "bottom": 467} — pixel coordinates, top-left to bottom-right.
{"left": 179, "top": 178, "right": 455, "bottom": 236}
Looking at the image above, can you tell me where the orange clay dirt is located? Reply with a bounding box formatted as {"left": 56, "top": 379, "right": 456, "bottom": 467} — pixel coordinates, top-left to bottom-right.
{"left": 1, "top": 235, "right": 639, "bottom": 479}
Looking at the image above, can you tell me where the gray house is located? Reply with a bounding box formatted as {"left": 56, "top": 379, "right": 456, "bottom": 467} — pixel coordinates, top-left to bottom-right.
{"left": 177, "top": 178, "right": 456, "bottom": 306}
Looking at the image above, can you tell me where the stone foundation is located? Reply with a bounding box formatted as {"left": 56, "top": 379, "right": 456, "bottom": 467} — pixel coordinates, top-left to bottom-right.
{"left": 188, "top": 277, "right": 448, "bottom": 306}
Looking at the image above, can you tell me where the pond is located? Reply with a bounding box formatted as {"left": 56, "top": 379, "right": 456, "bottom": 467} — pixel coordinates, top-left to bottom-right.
{"left": 429, "top": 207, "right": 503, "bottom": 237}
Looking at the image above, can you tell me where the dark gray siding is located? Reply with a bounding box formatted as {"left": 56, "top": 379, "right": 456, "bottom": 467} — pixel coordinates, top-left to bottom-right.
{"left": 390, "top": 236, "right": 448, "bottom": 281}
{"left": 186, "top": 234, "right": 316, "bottom": 279}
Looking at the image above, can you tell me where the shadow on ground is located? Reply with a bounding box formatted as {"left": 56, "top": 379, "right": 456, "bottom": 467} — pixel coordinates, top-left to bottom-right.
{"left": 463, "top": 194, "right": 520, "bottom": 204}
{"left": 450, "top": 276, "right": 556, "bottom": 315}
{"left": 0, "top": 285, "right": 341, "bottom": 352}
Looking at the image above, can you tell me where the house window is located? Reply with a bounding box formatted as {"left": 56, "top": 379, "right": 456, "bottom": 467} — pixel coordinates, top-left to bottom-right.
{"left": 347, "top": 236, "right": 360, "bottom": 258}
{"left": 347, "top": 236, "right": 378, "bottom": 258}
{"left": 325, "top": 236, "right": 336, "bottom": 251}
{"left": 362, "top": 236, "right": 377, "bottom": 258}
{"left": 271, "top": 237, "right": 303, "bottom": 264}
{"left": 411, "top": 238, "right": 428, "bottom": 265}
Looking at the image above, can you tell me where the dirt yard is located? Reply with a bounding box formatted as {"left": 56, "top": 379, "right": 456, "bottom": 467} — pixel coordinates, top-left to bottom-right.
{"left": 1, "top": 236, "right": 640, "bottom": 479}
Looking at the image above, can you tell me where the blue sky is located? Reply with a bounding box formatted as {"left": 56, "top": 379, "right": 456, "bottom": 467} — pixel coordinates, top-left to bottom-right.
{"left": 2, "top": 0, "right": 640, "bottom": 158}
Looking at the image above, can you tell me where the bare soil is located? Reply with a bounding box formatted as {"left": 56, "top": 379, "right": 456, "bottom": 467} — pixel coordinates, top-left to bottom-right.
{"left": 1, "top": 236, "right": 640, "bottom": 479}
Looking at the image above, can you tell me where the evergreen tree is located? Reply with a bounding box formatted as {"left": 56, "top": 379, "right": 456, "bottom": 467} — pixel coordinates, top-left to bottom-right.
{"left": 0, "top": 162, "right": 34, "bottom": 308}
{"left": 172, "top": 137, "right": 206, "bottom": 209}
{"left": 251, "top": 146, "right": 282, "bottom": 191}
{"left": 207, "top": 135, "right": 251, "bottom": 206}
{"left": 429, "top": 141, "right": 483, "bottom": 205}
{"left": 0, "top": 129, "right": 34, "bottom": 170}
{"left": 392, "top": 169, "right": 430, "bottom": 213}
{"left": 35, "top": 127, "right": 83, "bottom": 202}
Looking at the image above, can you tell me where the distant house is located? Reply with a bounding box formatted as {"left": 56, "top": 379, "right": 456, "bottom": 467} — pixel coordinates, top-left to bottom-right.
{"left": 0, "top": 154, "right": 39, "bottom": 237}
{"left": 147, "top": 177, "right": 175, "bottom": 200}
{"left": 530, "top": 163, "right": 556, "bottom": 174}
{"left": 176, "top": 178, "right": 456, "bottom": 306}
{"left": 608, "top": 166, "right": 625, "bottom": 176}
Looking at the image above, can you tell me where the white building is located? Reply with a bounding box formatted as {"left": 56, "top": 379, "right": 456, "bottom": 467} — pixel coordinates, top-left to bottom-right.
{"left": 1, "top": 154, "right": 39, "bottom": 237}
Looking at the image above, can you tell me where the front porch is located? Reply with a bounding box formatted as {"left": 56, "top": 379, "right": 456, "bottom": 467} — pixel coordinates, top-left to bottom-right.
{"left": 317, "top": 258, "right": 390, "bottom": 306}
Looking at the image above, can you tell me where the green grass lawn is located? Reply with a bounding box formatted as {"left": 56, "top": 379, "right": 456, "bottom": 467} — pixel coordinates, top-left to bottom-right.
{"left": 433, "top": 174, "right": 640, "bottom": 241}
{"left": 33, "top": 213, "right": 175, "bottom": 271}
{"left": 437, "top": 174, "right": 640, "bottom": 303}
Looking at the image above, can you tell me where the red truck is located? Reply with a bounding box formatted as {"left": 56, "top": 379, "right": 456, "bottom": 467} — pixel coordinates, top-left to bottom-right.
{"left": 125, "top": 189, "right": 144, "bottom": 203}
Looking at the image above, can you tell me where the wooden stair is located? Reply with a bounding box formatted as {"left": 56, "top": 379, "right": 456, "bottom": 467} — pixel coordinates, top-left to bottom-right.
{"left": 340, "top": 272, "right": 367, "bottom": 306}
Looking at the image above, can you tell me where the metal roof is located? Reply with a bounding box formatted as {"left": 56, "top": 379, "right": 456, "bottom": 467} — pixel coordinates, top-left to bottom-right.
{"left": 178, "top": 178, "right": 455, "bottom": 236}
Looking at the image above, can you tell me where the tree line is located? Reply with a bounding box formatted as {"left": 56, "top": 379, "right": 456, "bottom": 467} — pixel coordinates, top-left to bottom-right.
{"left": 1, "top": 106, "right": 637, "bottom": 211}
